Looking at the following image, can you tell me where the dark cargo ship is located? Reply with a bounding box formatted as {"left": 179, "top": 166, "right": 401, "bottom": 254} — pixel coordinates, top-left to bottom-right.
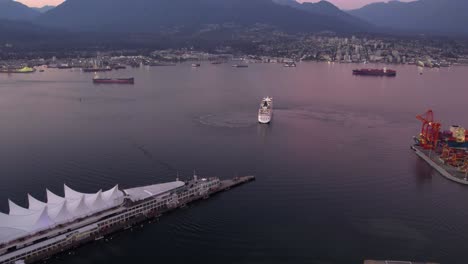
{"left": 112, "top": 65, "right": 127, "bottom": 70}
{"left": 232, "top": 64, "right": 248, "bottom": 68}
{"left": 93, "top": 77, "right": 134, "bottom": 84}
{"left": 83, "top": 67, "right": 112, "bottom": 73}
{"left": 149, "top": 62, "right": 176, "bottom": 67}
{"left": 353, "top": 68, "right": 396, "bottom": 77}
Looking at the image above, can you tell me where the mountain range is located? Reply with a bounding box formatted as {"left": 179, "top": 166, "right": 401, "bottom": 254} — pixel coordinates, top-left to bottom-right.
{"left": 32, "top": 5, "right": 55, "bottom": 13}
{"left": 35, "top": 0, "right": 368, "bottom": 34}
{"left": 0, "top": 0, "right": 39, "bottom": 21}
{"left": 349, "top": 0, "right": 468, "bottom": 35}
{"left": 0, "top": 0, "right": 467, "bottom": 41}
{"left": 273, "top": 0, "right": 371, "bottom": 29}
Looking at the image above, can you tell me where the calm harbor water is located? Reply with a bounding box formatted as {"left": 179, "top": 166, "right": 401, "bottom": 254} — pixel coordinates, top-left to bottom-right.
{"left": 0, "top": 62, "right": 467, "bottom": 264}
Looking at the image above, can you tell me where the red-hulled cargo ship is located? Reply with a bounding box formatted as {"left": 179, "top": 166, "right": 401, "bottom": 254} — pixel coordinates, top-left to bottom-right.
{"left": 352, "top": 68, "right": 396, "bottom": 77}
{"left": 93, "top": 77, "right": 134, "bottom": 84}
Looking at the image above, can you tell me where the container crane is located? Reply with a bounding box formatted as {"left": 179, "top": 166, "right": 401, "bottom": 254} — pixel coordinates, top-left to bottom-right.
{"left": 416, "top": 109, "right": 441, "bottom": 150}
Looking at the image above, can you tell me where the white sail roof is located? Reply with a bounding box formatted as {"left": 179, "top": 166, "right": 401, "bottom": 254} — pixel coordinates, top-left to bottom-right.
{"left": 85, "top": 191, "right": 107, "bottom": 213}
{"left": 48, "top": 202, "right": 73, "bottom": 224}
{"left": 46, "top": 189, "right": 65, "bottom": 205}
{"left": 67, "top": 197, "right": 91, "bottom": 218}
{"left": 32, "top": 208, "right": 55, "bottom": 231}
{"left": 64, "top": 184, "right": 95, "bottom": 200}
{"left": 102, "top": 185, "right": 124, "bottom": 207}
{"left": 28, "top": 194, "right": 47, "bottom": 210}
{"left": 102, "top": 185, "right": 119, "bottom": 200}
{"left": 0, "top": 185, "right": 124, "bottom": 245}
{"left": 0, "top": 207, "right": 53, "bottom": 233}
{"left": 8, "top": 200, "right": 32, "bottom": 215}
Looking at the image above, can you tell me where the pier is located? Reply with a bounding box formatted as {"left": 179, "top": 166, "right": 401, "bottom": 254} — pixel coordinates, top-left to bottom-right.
{"left": 0, "top": 175, "right": 255, "bottom": 264}
{"left": 217, "top": 175, "right": 255, "bottom": 192}
{"left": 364, "top": 261, "right": 439, "bottom": 264}
{"left": 412, "top": 145, "right": 468, "bottom": 185}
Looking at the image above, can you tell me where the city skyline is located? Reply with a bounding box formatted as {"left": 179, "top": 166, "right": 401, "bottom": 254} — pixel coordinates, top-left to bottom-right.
{"left": 17, "top": 0, "right": 415, "bottom": 10}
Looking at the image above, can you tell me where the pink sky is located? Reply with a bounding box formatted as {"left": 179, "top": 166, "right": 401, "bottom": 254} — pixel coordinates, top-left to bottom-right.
{"left": 298, "top": 0, "right": 415, "bottom": 9}
{"left": 17, "top": 0, "right": 415, "bottom": 9}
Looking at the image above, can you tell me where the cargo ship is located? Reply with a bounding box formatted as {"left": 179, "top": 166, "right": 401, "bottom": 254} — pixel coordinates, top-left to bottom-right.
{"left": 112, "top": 65, "right": 127, "bottom": 70}
{"left": 0, "top": 67, "right": 36, "bottom": 74}
{"left": 411, "top": 110, "right": 468, "bottom": 184}
{"left": 93, "top": 77, "right": 134, "bottom": 84}
{"left": 83, "top": 66, "right": 112, "bottom": 73}
{"left": 352, "top": 68, "right": 396, "bottom": 77}
{"left": 232, "top": 64, "right": 248, "bottom": 68}
{"left": 57, "top": 64, "right": 73, "bottom": 69}
{"left": 149, "top": 62, "right": 176, "bottom": 67}
{"left": 0, "top": 174, "right": 255, "bottom": 264}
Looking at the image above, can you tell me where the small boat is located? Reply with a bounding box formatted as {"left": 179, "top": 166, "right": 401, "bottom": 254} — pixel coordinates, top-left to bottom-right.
{"left": 232, "top": 64, "right": 248, "bottom": 68}
{"left": 283, "top": 62, "right": 296, "bottom": 67}
{"left": 211, "top": 61, "right": 224, "bottom": 65}
{"left": 93, "top": 77, "right": 134, "bottom": 84}
{"left": 191, "top": 63, "right": 201, "bottom": 67}
{"left": 58, "top": 64, "right": 73, "bottom": 69}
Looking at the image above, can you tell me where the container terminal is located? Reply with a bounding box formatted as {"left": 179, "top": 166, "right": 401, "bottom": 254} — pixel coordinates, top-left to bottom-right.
{"left": 411, "top": 110, "right": 468, "bottom": 184}
{"left": 0, "top": 174, "right": 255, "bottom": 264}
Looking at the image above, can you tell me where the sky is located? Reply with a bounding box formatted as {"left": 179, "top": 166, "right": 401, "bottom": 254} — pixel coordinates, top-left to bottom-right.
{"left": 16, "top": 0, "right": 415, "bottom": 10}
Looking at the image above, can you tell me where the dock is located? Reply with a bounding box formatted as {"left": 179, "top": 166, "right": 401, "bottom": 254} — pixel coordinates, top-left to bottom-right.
{"left": 0, "top": 175, "right": 255, "bottom": 264}
{"left": 365, "top": 261, "right": 439, "bottom": 264}
{"left": 217, "top": 175, "right": 255, "bottom": 192}
{"left": 412, "top": 145, "right": 468, "bottom": 185}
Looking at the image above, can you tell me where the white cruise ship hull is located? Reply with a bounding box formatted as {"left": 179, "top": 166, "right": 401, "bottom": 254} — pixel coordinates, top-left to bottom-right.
{"left": 258, "top": 113, "right": 272, "bottom": 124}
{"left": 258, "top": 97, "right": 273, "bottom": 124}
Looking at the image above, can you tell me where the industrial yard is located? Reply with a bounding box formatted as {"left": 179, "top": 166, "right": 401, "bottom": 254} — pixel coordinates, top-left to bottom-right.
{"left": 412, "top": 110, "right": 468, "bottom": 184}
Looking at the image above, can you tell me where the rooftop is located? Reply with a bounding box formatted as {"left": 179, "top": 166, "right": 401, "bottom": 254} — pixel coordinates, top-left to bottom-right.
{"left": 0, "top": 185, "right": 124, "bottom": 245}
{"left": 124, "top": 181, "right": 185, "bottom": 202}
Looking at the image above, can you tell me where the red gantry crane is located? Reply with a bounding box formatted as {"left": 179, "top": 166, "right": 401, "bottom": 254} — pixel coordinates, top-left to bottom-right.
{"left": 416, "top": 109, "right": 441, "bottom": 150}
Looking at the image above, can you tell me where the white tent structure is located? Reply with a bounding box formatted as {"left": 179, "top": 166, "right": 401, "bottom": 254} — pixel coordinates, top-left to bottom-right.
{"left": 27, "top": 194, "right": 47, "bottom": 211}
{"left": 8, "top": 200, "right": 32, "bottom": 215}
{"left": 0, "top": 185, "right": 124, "bottom": 245}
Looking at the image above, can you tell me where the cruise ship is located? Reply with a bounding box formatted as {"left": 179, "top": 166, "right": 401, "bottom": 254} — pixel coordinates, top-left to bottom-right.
{"left": 258, "top": 97, "right": 273, "bottom": 124}
{"left": 0, "top": 175, "right": 254, "bottom": 264}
